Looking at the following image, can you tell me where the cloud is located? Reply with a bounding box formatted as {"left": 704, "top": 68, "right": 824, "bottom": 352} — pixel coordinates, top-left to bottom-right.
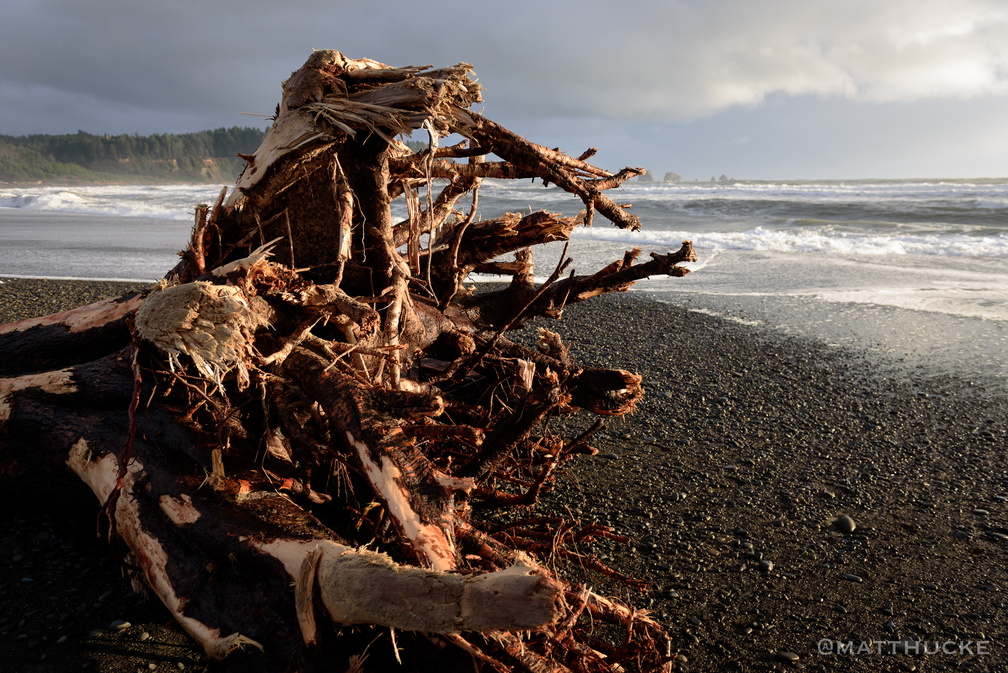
{"left": 475, "top": 0, "right": 1008, "bottom": 121}
{"left": 2, "top": 0, "right": 1008, "bottom": 178}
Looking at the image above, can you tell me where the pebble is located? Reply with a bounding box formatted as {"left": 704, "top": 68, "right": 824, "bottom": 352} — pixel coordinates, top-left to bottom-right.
{"left": 972, "top": 508, "right": 989, "bottom": 516}
{"left": 776, "top": 651, "right": 800, "bottom": 663}
{"left": 759, "top": 560, "right": 774, "bottom": 572}
{"left": 109, "top": 619, "right": 131, "bottom": 632}
{"left": 840, "top": 573, "right": 863, "bottom": 582}
{"left": 834, "top": 514, "right": 857, "bottom": 533}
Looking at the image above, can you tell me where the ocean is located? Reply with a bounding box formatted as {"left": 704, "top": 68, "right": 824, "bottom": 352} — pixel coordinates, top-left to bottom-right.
{"left": 2, "top": 180, "right": 1006, "bottom": 392}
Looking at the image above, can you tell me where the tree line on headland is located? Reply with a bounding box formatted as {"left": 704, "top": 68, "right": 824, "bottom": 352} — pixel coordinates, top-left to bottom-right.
{"left": 0, "top": 127, "right": 271, "bottom": 184}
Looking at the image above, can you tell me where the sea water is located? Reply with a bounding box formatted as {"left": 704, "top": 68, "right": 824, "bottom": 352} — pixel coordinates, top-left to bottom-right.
{"left": 2, "top": 180, "right": 1006, "bottom": 391}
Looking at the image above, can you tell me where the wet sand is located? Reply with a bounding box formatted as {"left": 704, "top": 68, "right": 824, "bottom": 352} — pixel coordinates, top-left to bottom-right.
{"left": 1, "top": 279, "right": 1006, "bottom": 672}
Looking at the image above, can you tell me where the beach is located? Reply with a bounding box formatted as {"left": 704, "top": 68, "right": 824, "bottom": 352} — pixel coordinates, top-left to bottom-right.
{"left": 1, "top": 278, "right": 1006, "bottom": 672}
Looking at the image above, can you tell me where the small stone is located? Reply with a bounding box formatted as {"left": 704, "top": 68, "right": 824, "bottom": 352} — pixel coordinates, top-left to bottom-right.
{"left": 776, "top": 651, "right": 800, "bottom": 662}
{"left": 57, "top": 635, "right": 69, "bottom": 645}
{"left": 972, "top": 509, "right": 989, "bottom": 516}
{"left": 759, "top": 560, "right": 774, "bottom": 572}
{"left": 139, "top": 631, "right": 151, "bottom": 641}
{"left": 834, "top": 515, "right": 856, "bottom": 533}
{"left": 109, "top": 620, "right": 131, "bottom": 632}
{"left": 840, "top": 573, "right": 863, "bottom": 582}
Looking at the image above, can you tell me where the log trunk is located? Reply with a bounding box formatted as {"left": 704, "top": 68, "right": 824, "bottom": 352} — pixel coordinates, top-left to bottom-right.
{"left": 0, "top": 50, "right": 697, "bottom": 673}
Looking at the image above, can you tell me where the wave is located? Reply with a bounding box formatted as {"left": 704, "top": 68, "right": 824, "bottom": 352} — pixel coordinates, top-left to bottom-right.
{"left": 479, "top": 180, "right": 1008, "bottom": 231}
{"left": 5, "top": 181, "right": 1007, "bottom": 259}
{"left": 571, "top": 225, "right": 1008, "bottom": 258}
{"left": 0, "top": 185, "right": 227, "bottom": 220}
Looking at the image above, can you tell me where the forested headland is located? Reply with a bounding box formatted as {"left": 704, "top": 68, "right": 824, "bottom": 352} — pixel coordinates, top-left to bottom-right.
{"left": 0, "top": 127, "right": 269, "bottom": 184}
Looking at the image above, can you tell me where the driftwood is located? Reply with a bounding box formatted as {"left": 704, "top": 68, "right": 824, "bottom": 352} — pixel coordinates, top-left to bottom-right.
{"left": 0, "top": 50, "right": 696, "bottom": 673}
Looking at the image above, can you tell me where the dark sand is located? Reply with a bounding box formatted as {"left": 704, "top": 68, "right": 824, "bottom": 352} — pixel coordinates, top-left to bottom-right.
{"left": 1, "top": 278, "right": 1006, "bottom": 672}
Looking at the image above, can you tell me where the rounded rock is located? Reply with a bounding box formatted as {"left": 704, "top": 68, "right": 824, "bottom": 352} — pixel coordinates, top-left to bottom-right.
{"left": 776, "top": 651, "right": 800, "bottom": 663}
{"left": 834, "top": 515, "right": 856, "bottom": 533}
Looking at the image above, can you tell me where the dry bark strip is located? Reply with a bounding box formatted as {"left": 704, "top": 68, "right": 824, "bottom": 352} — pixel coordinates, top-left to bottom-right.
{"left": 0, "top": 50, "right": 697, "bottom": 673}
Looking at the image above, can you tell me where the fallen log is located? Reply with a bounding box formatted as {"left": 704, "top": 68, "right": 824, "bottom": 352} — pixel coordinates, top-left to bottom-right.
{"left": 0, "top": 50, "right": 696, "bottom": 672}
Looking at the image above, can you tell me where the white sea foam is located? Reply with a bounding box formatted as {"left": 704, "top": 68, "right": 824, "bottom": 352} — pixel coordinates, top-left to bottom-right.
{"left": 0, "top": 185, "right": 227, "bottom": 220}
{"left": 685, "top": 307, "right": 762, "bottom": 327}
{"left": 569, "top": 225, "right": 1008, "bottom": 258}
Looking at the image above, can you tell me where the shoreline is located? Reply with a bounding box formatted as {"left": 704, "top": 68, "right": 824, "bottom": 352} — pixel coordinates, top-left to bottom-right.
{"left": 2, "top": 280, "right": 1006, "bottom": 672}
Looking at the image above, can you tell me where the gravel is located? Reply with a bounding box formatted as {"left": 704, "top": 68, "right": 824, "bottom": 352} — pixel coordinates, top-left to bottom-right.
{"left": 2, "top": 281, "right": 1007, "bottom": 672}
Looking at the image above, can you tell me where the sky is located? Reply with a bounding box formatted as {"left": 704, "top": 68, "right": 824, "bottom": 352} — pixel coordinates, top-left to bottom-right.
{"left": 2, "top": 0, "right": 1007, "bottom": 180}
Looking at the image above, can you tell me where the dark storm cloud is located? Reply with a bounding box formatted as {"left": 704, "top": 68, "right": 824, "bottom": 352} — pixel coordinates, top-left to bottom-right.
{"left": 2, "top": 0, "right": 1008, "bottom": 177}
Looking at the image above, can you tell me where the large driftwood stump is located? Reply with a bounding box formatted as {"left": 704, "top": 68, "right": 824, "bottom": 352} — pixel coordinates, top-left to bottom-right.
{"left": 0, "top": 51, "right": 696, "bottom": 672}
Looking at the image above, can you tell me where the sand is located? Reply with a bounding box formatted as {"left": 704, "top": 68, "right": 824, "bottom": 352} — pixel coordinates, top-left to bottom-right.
{"left": 1, "top": 279, "right": 1006, "bottom": 672}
